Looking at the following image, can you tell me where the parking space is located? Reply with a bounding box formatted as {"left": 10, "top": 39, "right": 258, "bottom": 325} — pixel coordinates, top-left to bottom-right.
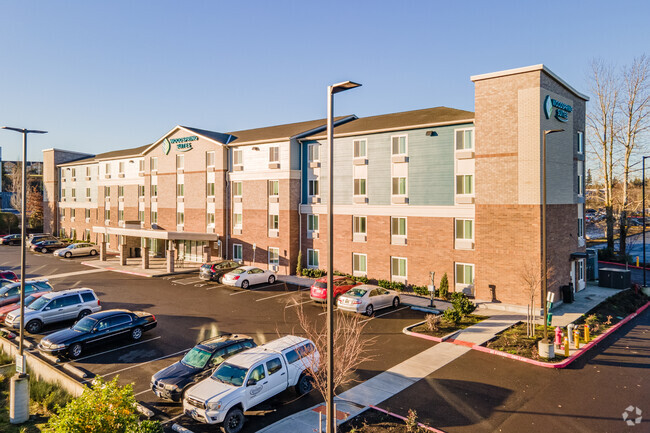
{"left": 0, "top": 247, "right": 433, "bottom": 432}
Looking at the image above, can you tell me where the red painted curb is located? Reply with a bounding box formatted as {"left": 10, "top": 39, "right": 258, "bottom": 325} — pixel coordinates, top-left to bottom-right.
{"left": 368, "top": 405, "right": 447, "bottom": 433}
{"left": 598, "top": 260, "right": 645, "bottom": 270}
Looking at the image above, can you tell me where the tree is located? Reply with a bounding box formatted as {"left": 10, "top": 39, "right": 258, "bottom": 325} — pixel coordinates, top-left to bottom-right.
{"left": 586, "top": 168, "right": 593, "bottom": 187}
{"left": 27, "top": 185, "right": 44, "bottom": 229}
{"left": 296, "top": 249, "right": 303, "bottom": 276}
{"left": 438, "top": 273, "right": 449, "bottom": 300}
{"left": 293, "top": 301, "right": 375, "bottom": 402}
{"left": 520, "top": 259, "right": 555, "bottom": 337}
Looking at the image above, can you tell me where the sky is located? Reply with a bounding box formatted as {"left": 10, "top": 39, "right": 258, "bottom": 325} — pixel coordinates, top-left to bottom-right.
{"left": 0, "top": 0, "right": 648, "bottom": 161}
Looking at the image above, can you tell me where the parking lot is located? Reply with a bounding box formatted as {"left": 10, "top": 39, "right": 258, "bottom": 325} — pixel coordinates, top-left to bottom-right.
{"left": 0, "top": 247, "right": 432, "bottom": 432}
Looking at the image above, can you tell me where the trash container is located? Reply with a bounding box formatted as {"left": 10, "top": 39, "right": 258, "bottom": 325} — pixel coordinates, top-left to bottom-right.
{"left": 561, "top": 285, "right": 574, "bottom": 303}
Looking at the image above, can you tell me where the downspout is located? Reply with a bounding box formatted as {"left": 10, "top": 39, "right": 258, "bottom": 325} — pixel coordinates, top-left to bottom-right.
{"left": 224, "top": 135, "right": 234, "bottom": 259}
{"left": 298, "top": 138, "right": 303, "bottom": 273}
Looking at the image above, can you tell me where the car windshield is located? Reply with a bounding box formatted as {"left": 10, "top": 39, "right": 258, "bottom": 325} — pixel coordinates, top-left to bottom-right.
{"left": 0, "top": 281, "right": 14, "bottom": 289}
{"left": 20, "top": 295, "right": 38, "bottom": 306}
{"left": 211, "top": 362, "right": 247, "bottom": 386}
{"left": 346, "top": 288, "right": 368, "bottom": 297}
{"left": 72, "top": 317, "right": 98, "bottom": 332}
{"left": 230, "top": 269, "right": 246, "bottom": 275}
{"left": 181, "top": 347, "right": 212, "bottom": 369}
{"left": 28, "top": 296, "right": 49, "bottom": 310}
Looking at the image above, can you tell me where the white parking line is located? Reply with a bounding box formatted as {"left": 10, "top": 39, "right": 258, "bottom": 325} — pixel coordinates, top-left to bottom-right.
{"left": 318, "top": 307, "right": 339, "bottom": 316}
{"left": 61, "top": 336, "right": 161, "bottom": 364}
{"left": 284, "top": 299, "right": 312, "bottom": 309}
{"left": 134, "top": 389, "right": 152, "bottom": 397}
{"left": 35, "top": 268, "right": 108, "bottom": 280}
{"left": 87, "top": 348, "right": 190, "bottom": 381}
{"left": 161, "top": 413, "right": 185, "bottom": 424}
{"left": 172, "top": 278, "right": 202, "bottom": 285}
{"left": 229, "top": 282, "right": 284, "bottom": 295}
{"left": 359, "top": 306, "right": 409, "bottom": 323}
{"left": 256, "top": 288, "right": 308, "bottom": 301}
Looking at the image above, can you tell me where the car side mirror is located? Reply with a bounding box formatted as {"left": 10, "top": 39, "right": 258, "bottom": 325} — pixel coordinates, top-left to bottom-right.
{"left": 246, "top": 378, "right": 257, "bottom": 386}
{"left": 44, "top": 306, "right": 50, "bottom": 310}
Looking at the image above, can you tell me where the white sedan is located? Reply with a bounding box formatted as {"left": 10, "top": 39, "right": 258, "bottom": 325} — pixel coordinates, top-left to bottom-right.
{"left": 337, "top": 284, "right": 401, "bottom": 316}
{"left": 53, "top": 243, "right": 99, "bottom": 258}
{"left": 222, "top": 266, "right": 276, "bottom": 289}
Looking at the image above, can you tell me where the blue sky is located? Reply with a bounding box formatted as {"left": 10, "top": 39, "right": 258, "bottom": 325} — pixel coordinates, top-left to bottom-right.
{"left": 0, "top": 0, "right": 648, "bottom": 161}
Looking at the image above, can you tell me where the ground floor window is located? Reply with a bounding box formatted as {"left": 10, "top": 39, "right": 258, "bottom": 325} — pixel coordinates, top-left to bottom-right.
{"left": 59, "top": 228, "right": 66, "bottom": 238}
{"left": 84, "top": 229, "right": 91, "bottom": 241}
{"left": 391, "top": 257, "right": 407, "bottom": 281}
{"left": 307, "top": 249, "right": 319, "bottom": 268}
{"left": 70, "top": 229, "right": 77, "bottom": 240}
{"left": 353, "top": 253, "right": 367, "bottom": 276}
{"left": 268, "top": 247, "right": 280, "bottom": 267}
{"left": 178, "top": 240, "right": 206, "bottom": 262}
{"left": 233, "top": 244, "right": 242, "bottom": 262}
{"left": 455, "top": 263, "right": 474, "bottom": 286}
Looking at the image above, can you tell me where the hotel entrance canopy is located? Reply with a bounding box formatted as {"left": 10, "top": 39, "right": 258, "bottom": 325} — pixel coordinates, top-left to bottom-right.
{"left": 92, "top": 225, "right": 218, "bottom": 241}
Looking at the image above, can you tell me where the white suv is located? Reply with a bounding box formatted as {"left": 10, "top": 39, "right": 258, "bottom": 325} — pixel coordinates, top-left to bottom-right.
{"left": 5, "top": 288, "right": 101, "bottom": 334}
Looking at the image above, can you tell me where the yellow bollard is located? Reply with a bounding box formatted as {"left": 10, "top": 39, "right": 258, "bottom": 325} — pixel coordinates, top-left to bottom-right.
{"left": 584, "top": 324, "right": 590, "bottom": 343}
{"left": 574, "top": 329, "right": 580, "bottom": 349}
{"left": 637, "top": 256, "right": 640, "bottom": 267}
{"left": 564, "top": 336, "right": 570, "bottom": 357}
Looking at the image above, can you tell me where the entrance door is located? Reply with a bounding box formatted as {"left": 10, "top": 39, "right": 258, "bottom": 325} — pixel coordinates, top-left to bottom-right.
{"left": 576, "top": 259, "right": 586, "bottom": 291}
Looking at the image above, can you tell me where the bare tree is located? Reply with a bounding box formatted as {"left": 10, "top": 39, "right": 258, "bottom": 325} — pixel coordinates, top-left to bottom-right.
{"left": 520, "top": 260, "right": 555, "bottom": 337}
{"left": 618, "top": 55, "right": 650, "bottom": 257}
{"left": 588, "top": 59, "right": 620, "bottom": 252}
{"left": 6, "top": 162, "right": 22, "bottom": 211}
{"left": 292, "top": 302, "right": 375, "bottom": 401}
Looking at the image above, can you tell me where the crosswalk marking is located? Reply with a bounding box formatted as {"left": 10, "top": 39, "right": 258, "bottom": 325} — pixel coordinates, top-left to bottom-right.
{"left": 34, "top": 268, "right": 108, "bottom": 280}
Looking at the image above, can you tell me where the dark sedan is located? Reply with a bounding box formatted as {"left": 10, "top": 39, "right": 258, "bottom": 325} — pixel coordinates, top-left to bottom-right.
{"left": 199, "top": 260, "right": 241, "bottom": 282}
{"left": 151, "top": 334, "right": 255, "bottom": 401}
{"left": 37, "top": 309, "right": 157, "bottom": 359}
{"left": 0, "top": 235, "right": 21, "bottom": 246}
{"left": 32, "top": 239, "right": 68, "bottom": 253}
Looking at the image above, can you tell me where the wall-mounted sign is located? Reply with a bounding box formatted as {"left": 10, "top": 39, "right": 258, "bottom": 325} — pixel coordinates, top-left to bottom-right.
{"left": 544, "top": 95, "right": 572, "bottom": 123}
{"left": 162, "top": 138, "right": 171, "bottom": 155}
{"left": 171, "top": 136, "right": 198, "bottom": 152}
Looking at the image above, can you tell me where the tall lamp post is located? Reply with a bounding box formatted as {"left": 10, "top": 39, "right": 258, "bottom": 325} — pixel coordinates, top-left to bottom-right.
{"left": 2, "top": 126, "right": 48, "bottom": 424}
{"left": 542, "top": 128, "right": 563, "bottom": 345}
{"left": 326, "top": 81, "right": 360, "bottom": 433}
{"left": 643, "top": 156, "right": 650, "bottom": 288}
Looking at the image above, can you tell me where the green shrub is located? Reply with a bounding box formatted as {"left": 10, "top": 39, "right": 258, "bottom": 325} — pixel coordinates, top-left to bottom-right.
{"left": 301, "top": 268, "right": 326, "bottom": 278}
{"left": 439, "top": 273, "right": 449, "bottom": 300}
{"left": 442, "top": 307, "right": 462, "bottom": 324}
{"left": 295, "top": 250, "right": 303, "bottom": 276}
{"left": 128, "top": 420, "right": 164, "bottom": 433}
{"left": 333, "top": 270, "right": 345, "bottom": 276}
{"left": 450, "top": 292, "right": 476, "bottom": 316}
{"left": 352, "top": 275, "right": 369, "bottom": 284}
{"left": 30, "top": 378, "right": 72, "bottom": 412}
{"left": 412, "top": 285, "right": 429, "bottom": 296}
{"left": 377, "top": 279, "right": 391, "bottom": 289}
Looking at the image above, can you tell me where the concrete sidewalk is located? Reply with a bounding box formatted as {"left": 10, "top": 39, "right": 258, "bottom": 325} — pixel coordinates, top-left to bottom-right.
{"left": 81, "top": 256, "right": 200, "bottom": 277}
{"left": 545, "top": 283, "right": 623, "bottom": 327}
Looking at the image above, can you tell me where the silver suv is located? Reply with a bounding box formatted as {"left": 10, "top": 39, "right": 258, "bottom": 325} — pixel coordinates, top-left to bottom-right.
{"left": 5, "top": 288, "right": 101, "bottom": 334}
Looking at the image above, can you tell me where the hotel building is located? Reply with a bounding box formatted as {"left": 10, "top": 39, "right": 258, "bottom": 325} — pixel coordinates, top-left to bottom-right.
{"left": 43, "top": 64, "right": 587, "bottom": 308}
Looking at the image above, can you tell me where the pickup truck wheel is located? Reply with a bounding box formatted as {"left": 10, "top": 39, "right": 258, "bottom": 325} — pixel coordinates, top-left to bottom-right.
{"left": 221, "top": 408, "right": 245, "bottom": 433}
{"left": 295, "top": 373, "right": 313, "bottom": 395}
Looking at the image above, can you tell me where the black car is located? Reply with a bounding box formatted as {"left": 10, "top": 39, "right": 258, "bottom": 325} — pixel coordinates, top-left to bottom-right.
{"left": 151, "top": 334, "right": 256, "bottom": 401}
{"left": 32, "top": 239, "right": 68, "bottom": 253}
{"left": 199, "top": 260, "right": 242, "bottom": 282}
{"left": 1, "top": 234, "right": 21, "bottom": 246}
{"left": 37, "top": 309, "right": 157, "bottom": 359}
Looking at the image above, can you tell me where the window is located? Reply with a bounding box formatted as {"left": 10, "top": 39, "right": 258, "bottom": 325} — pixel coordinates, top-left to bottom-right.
{"left": 207, "top": 212, "right": 215, "bottom": 225}
{"left": 85, "top": 209, "right": 91, "bottom": 220}
{"left": 456, "top": 263, "right": 474, "bottom": 286}
{"left": 233, "top": 244, "right": 242, "bottom": 261}
{"left": 151, "top": 210, "right": 158, "bottom": 224}
{"left": 139, "top": 160, "right": 145, "bottom": 171}
{"left": 308, "top": 144, "right": 319, "bottom": 162}
{"left": 85, "top": 166, "right": 91, "bottom": 177}
{"left": 268, "top": 247, "right": 279, "bottom": 266}
{"left": 307, "top": 214, "right": 319, "bottom": 232}
{"left": 269, "top": 214, "right": 279, "bottom": 230}
{"left": 118, "top": 161, "right": 125, "bottom": 174}
{"left": 84, "top": 229, "right": 91, "bottom": 241}
{"left": 578, "top": 216, "right": 584, "bottom": 238}
{"left": 207, "top": 182, "right": 215, "bottom": 197}
{"left": 233, "top": 182, "right": 242, "bottom": 197}
{"left": 61, "top": 188, "right": 66, "bottom": 198}
{"left": 70, "top": 208, "right": 76, "bottom": 218}
{"left": 71, "top": 168, "right": 76, "bottom": 178}
{"left": 269, "top": 146, "right": 279, "bottom": 163}
{"left": 150, "top": 157, "right": 158, "bottom": 172}
{"left": 391, "top": 135, "right": 407, "bottom": 155}
{"left": 206, "top": 151, "right": 215, "bottom": 167}
{"left": 268, "top": 180, "right": 279, "bottom": 196}
{"left": 354, "top": 178, "right": 367, "bottom": 196}
{"left": 266, "top": 358, "right": 282, "bottom": 375}
{"left": 104, "top": 208, "right": 110, "bottom": 221}
{"left": 353, "top": 216, "right": 367, "bottom": 234}
{"left": 391, "top": 257, "right": 407, "bottom": 279}
{"left": 353, "top": 253, "right": 367, "bottom": 276}
{"left": 139, "top": 210, "right": 145, "bottom": 222}
{"left": 118, "top": 186, "right": 124, "bottom": 197}
{"left": 105, "top": 163, "right": 110, "bottom": 174}
{"left": 308, "top": 179, "right": 319, "bottom": 196}
{"left": 176, "top": 178, "right": 184, "bottom": 197}
{"left": 177, "top": 211, "right": 185, "bottom": 225}
{"left": 391, "top": 217, "right": 407, "bottom": 236}
{"left": 104, "top": 186, "right": 110, "bottom": 198}
{"left": 455, "top": 219, "right": 473, "bottom": 240}
{"left": 71, "top": 228, "right": 76, "bottom": 240}
{"left": 353, "top": 139, "right": 367, "bottom": 158}
{"left": 455, "top": 129, "right": 474, "bottom": 150}
{"left": 233, "top": 149, "right": 243, "bottom": 167}
{"left": 578, "top": 260, "right": 584, "bottom": 281}
{"left": 392, "top": 177, "right": 406, "bottom": 196}
{"left": 577, "top": 131, "right": 584, "bottom": 154}
{"left": 118, "top": 210, "right": 124, "bottom": 222}
{"left": 59, "top": 208, "right": 65, "bottom": 222}
{"left": 86, "top": 187, "right": 91, "bottom": 198}
{"left": 249, "top": 365, "right": 265, "bottom": 382}
{"left": 456, "top": 175, "right": 474, "bottom": 195}
{"left": 176, "top": 154, "right": 184, "bottom": 170}
{"left": 150, "top": 184, "right": 158, "bottom": 197}
{"left": 233, "top": 212, "right": 242, "bottom": 228}
{"left": 578, "top": 165, "right": 584, "bottom": 196}
{"left": 81, "top": 292, "right": 96, "bottom": 303}
{"left": 138, "top": 185, "right": 145, "bottom": 197}
{"left": 307, "top": 249, "right": 319, "bottom": 268}
{"left": 71, "top": 189, "right": 76, "bottom": 198}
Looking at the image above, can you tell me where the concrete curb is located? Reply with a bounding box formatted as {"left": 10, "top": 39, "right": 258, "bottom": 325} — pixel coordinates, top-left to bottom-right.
{"left": 172, "top": 424, "right": 195, "bottom": 433}
{"left": 402, "top": 321, "right": 461, "bottom": 343}
{"left": 80, "top": 261, "right": 199, "bottom": 278}
{"left": 409, "top": 306, "right": 441, "bottom": 314}
{"left": 368, "top": 405, "right": 446, "bottom": 433}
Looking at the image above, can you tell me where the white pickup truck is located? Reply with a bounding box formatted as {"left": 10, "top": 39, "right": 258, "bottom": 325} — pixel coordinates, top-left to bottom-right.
{"left": 183, "top": 335, "right": 319, "bottom": 433}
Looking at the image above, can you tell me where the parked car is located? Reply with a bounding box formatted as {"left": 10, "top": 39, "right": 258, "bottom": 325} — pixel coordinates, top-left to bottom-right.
{"left": 183, "top": 335, "right": 317, "bottom": 430}
{"left": 32, "top": 239, "right": 68, "bottom": 253}
{"left": 199, "top": 260, "right": 242, "bottom": 283}
{"left": 151, "top": 334, "right": 256, "bottom": 402}
{"left": 336, "top": 284, "right": 401, "bottom": 316}
{"left": 5, "top": 288, "right": 101, "bottom": 334}
{"left": 0, "top": 293, "right": 48, "bottom": 322}
{"left": 53, "top": 242, "right": 99, "bottom": 258}
{"left": 27, "top": 234, "right": 56, "bottom": 248}
{"left": 0, "top": 271, "right": 19, "bottom": 282}
{"left": 0, "top": 234, "right": 21, "bottom": 246}
{"left": 0, "top": 280, "right": 52, "bottom": 308}
{"left": 37, "top": 308, "right": 157, "bottom": 359}
{"left": 222, "top": 266, "right": 276, "bottom": 289}
{"left": 310, "top": 275, "right": 361, "bottom": 303}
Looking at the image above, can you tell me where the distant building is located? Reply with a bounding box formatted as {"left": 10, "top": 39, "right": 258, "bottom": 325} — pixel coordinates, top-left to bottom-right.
{"left": 0, "top": 148, "right": 43, "bottom": 209}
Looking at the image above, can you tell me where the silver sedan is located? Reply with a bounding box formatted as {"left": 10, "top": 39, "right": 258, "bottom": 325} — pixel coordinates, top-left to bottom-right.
{"left": 336, "top": 284, "right": 401, "bottom": 316}
{"left": 53, "top": 243, "right": 99, "bottom": 258}
{"left": 222, "top": 266, "right": 277, "bottom": 289}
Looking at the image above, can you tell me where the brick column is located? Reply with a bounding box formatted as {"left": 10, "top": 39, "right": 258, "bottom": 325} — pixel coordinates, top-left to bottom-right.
{"left": 142, "top": 247, "right": 149, "bottom": 269}
{"left": 120, "top": 244, "right": 127, "bottom": 266}
{"left": 203, "top": 245, "right": 211, "bottom": 263}
{"left": 167, "top": 249, "right": 175, "bottom": 273}
{"left": 100, "top": 242, "right": 107, "bottom": 261}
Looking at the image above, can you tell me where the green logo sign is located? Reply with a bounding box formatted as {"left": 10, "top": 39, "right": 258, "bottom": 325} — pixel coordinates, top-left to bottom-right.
{"left": 544, "top": 95, "right": 572, "bottom": 123}
{"left": 162, "top": 138, "right": 171, "bottom": 155}
{"left": 170, "top": 136, "right": 198, "bottom": 152}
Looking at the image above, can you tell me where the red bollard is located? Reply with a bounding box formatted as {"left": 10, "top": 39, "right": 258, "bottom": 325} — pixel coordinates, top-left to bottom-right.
{"left": 554, "top": 326, "right": 563, "bottom": 348}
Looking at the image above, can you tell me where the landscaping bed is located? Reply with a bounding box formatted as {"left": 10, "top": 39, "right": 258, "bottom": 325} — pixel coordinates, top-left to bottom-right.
{"left": 410, "top": 314, "right": 488, "bottom": 338}
{"left": 339, "top": 407, "right": 435, "bottom": 433}
{"left": 485, "top": 323, "right": 567, "bottom": 362}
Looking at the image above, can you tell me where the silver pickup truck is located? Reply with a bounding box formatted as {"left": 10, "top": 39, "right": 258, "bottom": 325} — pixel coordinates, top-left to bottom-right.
{"left": 183, "top": 335, "right": 318, "bottom": 433}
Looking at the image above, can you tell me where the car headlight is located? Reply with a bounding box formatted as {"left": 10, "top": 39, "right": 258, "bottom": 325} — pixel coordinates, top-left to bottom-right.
{"left": 207, "top": 401, "right": 222, "bottom": 411}
{"left": 50, "top": 343, "right": 67, "bottom": 349}
{"left": 163, "top": 383, "right": 179, "bottom": 391}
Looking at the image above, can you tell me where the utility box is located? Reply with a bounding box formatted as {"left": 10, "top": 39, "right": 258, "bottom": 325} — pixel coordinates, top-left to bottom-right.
{"left": 586, "top": 248, "right": 598, "bottom": 281}
{"left": 598, "top": 268, "right": 631, "bottom": 289}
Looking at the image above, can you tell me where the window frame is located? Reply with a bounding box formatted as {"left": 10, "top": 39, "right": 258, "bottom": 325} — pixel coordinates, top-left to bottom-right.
{"left": 268, "top": 213, "right": 279, "bottom": 231}
{"left": 353, "top": 216, "right": 367, "bottom": 235}
{"left": 268, "top": 247, "right": 280, "bottom": 267}
{"left": 232, "top": 181, "right": 242, "bottom": 197}
{"left": 308, "top": 179, "right": 319, "bottom": 197}
{"left": 269, "top": 146, "right": 280, "bottom": 163}
{"left": 308, "top": 144, "right": 320, "bottom": 162}
{"left": 353, "top": 178, "right": 367, "bottom": 196}
{"left": 391, "top": 135, "right": 408, "bottom": 156}
{"left": 206, "top": 151, "right": 215, "bottom": 167}
{"left": 352, "top": 253, "right": 367, "bottom": 277}
{"left": 307, "top": 214, "right": 319, "bottom": 232}
{"left": 454, "top": 128, "right": 475, "bottom": 151}
{"left": 176, "top": 154, "right": 184, "bottom": 170}
{"left": 233, "top": 149, "right": 243, "bottom": 167}
{"left": 390, "top": 256, "right": 407, "bottom": 281}
{"left": 268, "top": 180, "right": 279, "bottom": 197}
{"left": 455, "top": 174, "right": 474, "bottom": 195}
{"left": 455, "top": 262, "right": 475, "bottom": 286}
{"left": 307, "top": 249, "right": 319, "bottom": 269}
{"left": 455, "top": 219, "right": 474, "bottom": 241}
{"left": 176, "top": 211, "right": 185, "bottom": 226}
{"left": 390, "top": 217, "right": 407, "bottom": 237}
{"left": 233, "top": 244, "right": 243, "bottom": 262}
{"left": 391, "top": 177, "right": 407, "bottom": 196}
{"left": 353, "top": 139, "right": 367, "bottom": 158}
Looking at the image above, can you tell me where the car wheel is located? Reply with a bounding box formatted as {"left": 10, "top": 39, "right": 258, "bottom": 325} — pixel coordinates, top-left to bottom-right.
{"left": 69, "top": 343, "right": 83, "bottom": 359}
{"left": 268, "top": 275, "right": 275, "bottom": 284}
{"left": 365, "top": 304, "right": 374, "bottom": 316}
{"left": 131, "top": 326, "right": 143, "bottom": 341}
{"left": 217, "top": 275, "right": 223, "bottom": 284}
{"left": 26, "top": 319, "right": 43, "bottom": 334}
{"left": 392, "top": 297, "right": 400, "bottom": 308}
{"left": 64, "top": 251, "right": 72, "bottom": 258}
{"left": 241, "top": 280, "right": 249, "bottom": 289}
{"left": 295, "top": 373, "right": 313, "bottom": 395}
{"left": 77, "top": 310, "right": 91, "bottom": 320}
{"left": 89, "top": 249, "right": 97, "bottom": 256}
{"left": 221, "top": 407, "right": 245, "bottom": 433}
{"left": 41, "top": 248, "right": 48, "bottom": 253}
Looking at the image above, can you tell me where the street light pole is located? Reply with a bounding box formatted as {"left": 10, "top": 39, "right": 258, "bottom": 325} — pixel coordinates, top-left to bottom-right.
{"left": 326, "top": 81, "right": 360, "bottom": 433}
{"left": 643, "top": 156, "right": 649, "bottom": 288}
{"left": 2, "top": 126, "right": 47, "bottom": 424}
{"left": 542, "top": 129, "right": 563, "bottom": 343}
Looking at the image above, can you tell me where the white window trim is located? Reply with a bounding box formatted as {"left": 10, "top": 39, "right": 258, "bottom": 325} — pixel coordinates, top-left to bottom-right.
{"left": 577, "top": 131, "right": 584, "bottom": 154}
{"left": 308, "top": 143, "right": 320, "bottom": 162}
{"left": 307, "top": 214, "right": 319, "bottom": 233}
{"left": 233, "top": 149, "right": 243, "bottom": 168}
{"left": 390, "top": 217, "right": 407, "bottom": 237}
{"left": 233, "top": 212, "right": 243, "bottom": 229}
{"left": 269, "top": 180, "right": 280, "bottom": 197}
{"left": 455, "top": 174, "right": 474, "bottom": 196}
{"left": 269, "top": 146, "right": 280, "bottom": 163}
{"left": 352, "top": 253, "right": 367, "bottom": 277}
{"left": 390, "top": 256, "right": 407, "bottom": 282}
{"left": 353, "top": 177, "right": 367, "bottom": 197}
{"left": 353, "top": 139, "right": 367, "bottom": 158}
{"left": 206, "top": 151, "right": 216, "bottom": 168}
{"left": 455, "top": 262, "right": 475, "bottom": 288}
{"left": 391, "top": 177, "right": 407, "bottom": 197}
{"left": 353, "top": 216, "right": 367, "bottom": 235}
{"left": 233, "top": 244, "right": 243, "bottom": 262}
{"left": 268, "top": 247, "right": 280, "bottom": 266}
{"left": 308, "top": 179, "right": 320, "bottom": 197}
{"left": 454, "top": 219, "right": 474, "bottom": 241}
{"left": 233, "top": 181, "right": 243, "bottom": 197}
{"left": 454, "top": 127, "right": 475, "bottom": 151}
{"left": 391, "top": 135, "right": 408, "bottom": 156}
{"left": 307, "top": 248, "right": 319, "bottom": 269}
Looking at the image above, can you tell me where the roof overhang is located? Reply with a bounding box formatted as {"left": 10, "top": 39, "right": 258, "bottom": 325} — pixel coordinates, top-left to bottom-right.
{"left": 141, "top": 125, "right": 233, "bottom": 156}
{"left": 92, "top": 226, "right": 219, "bottom": 241}
{"left": 570, "top": 251, "right": 588, "bottom": 260}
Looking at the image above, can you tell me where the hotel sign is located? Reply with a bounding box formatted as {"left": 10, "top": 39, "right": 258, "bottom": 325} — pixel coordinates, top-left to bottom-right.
{"left": 544, "top": 95, "right": 572, "bottom": 123}
{"left": 163, "top": 136, "right": 198, "bottom": 154}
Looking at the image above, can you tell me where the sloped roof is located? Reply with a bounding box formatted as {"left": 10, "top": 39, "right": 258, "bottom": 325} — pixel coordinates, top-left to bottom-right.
{"left": 226, "top": 116, "right": 353, "bottom": 146}
{"left": 179, "top": 126, "right": 234, "bottom": 145}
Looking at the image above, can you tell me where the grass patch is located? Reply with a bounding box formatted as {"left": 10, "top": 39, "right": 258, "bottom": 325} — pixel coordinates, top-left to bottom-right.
{"left": 486, "top": 323, "right": 566, "bottom": 362}
{"left": 340, "top": 408, "right": 431, "bottom": 432}
{"left": 411, "top": 314, "right": 488, "bottom": 338}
